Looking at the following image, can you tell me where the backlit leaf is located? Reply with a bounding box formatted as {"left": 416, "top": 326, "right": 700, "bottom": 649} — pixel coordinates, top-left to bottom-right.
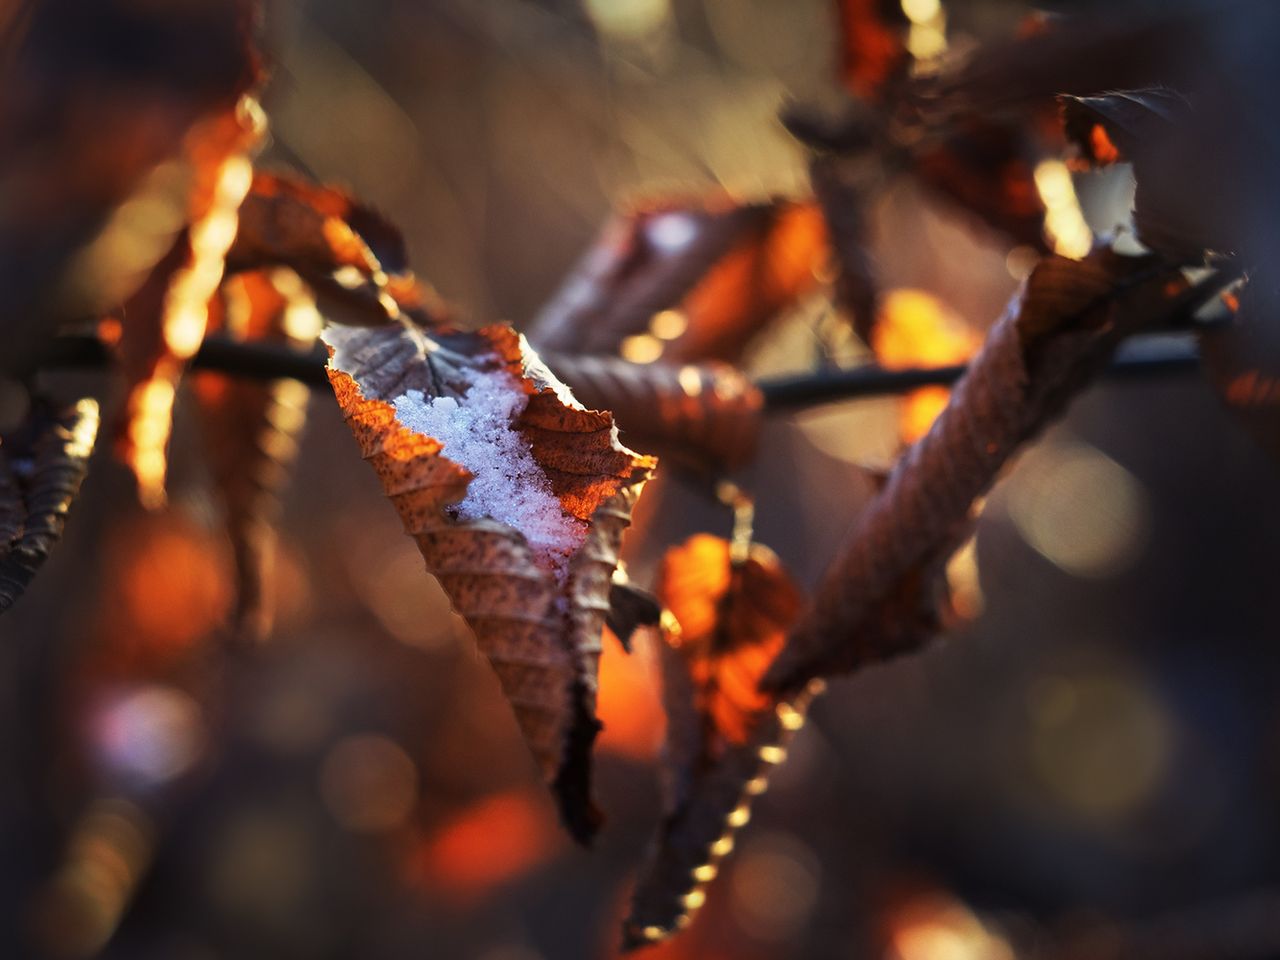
{"left": 764, "top": 248, "right": 1205, "bottom": 692}
{"left": 0, "top": 398, "right": 100, "bottom": 613}
{"left": 622, "top": 534, "right": 817, "bottom": 949}
{"left": 527, "top": 197, "right": 828, "bottom": 365}
{"left": 192, "top": 270, "right": 321, "bottom": 643}
{"left": 324, "top": 321, "right": 654, "bottom": 841}
{"left": 113, "top": 96, "right": 264, "bottom": 508}
{"left": 228, "top": 171, "right": 448, "bottom": 329}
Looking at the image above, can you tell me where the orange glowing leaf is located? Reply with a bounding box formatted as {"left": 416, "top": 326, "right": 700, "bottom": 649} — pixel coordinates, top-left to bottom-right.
{"left": 836, "top": 0, "right": 909, "bottom": 101}
{"left": 114, "top": 96, "right": 265, "bottom": 507}
{"left": 324, "top": 321, "right": 654, "bottom": 842}
{"left": 0, "top": 398, "right": 100, "bottom": 614}
{"left": 228, "top": 171, "right": 447, "bottom": 329}
{"left": 528, "top": 197, "right": 828, "bottom": 365}
{"left": 0, "top": 0, "right": 262, "bottom": 376}
{"left": 657, "top": 535, "right": 802, "bottom": 747}
{"left": 623, "top": 535, "right": 817, "bottom": 949}
{"left": 191, "top": 270, "right": 320, "bottom": 643}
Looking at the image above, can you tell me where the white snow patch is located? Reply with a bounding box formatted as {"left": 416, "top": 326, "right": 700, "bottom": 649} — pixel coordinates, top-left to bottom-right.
{"left": 392, "top": 369, "right": 585, "bottom": 579}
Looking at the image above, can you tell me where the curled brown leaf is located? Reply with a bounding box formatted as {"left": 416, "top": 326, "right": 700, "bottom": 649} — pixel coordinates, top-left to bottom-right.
{"left": 324, "top": 321, "right": 654, "bottom": 841}
{"left": 623, "top": 535, "right": 815, "bottom": 949}
{"left": 0, "top": 398, "right": 100, "bottom": 613}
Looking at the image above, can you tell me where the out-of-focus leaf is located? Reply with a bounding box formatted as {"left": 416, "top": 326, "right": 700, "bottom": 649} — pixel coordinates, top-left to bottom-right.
{"left": 0, "top": 398, "right": 100, "bottom": 613}
{"left": 192, "top": 270, "right": 320, "bottom": 643}
{"left": 809, "top": 153, "right": 879, "bottom": 344}
{"left": 227, "top": 171, "right": 448, "bottom": 329}
{"left": 1200, "top": 282, "right": 1280, "bottom": 460}
{"left": 527, "top": 198, "right": 828, "bottom": 365}
{"left": 542, "top": 353, "right": 763, "bottom": 470}
{"left": 606, "top": 571, "right": 662, "bottom": 652}
{"left": 911, "top": 118, "right": 1048, "bottom": 251}
{"left": 1061, "top": 89, "right": 1230, "bottom": 262}
{"left": 765, "top": 249, "right": 1204, "bottom": 692}
{"left": 835, "top": 0, "right": 908, "bottom": 102}
{"left": 623, "top": 534, "right": 816, "bottom": 949}
{"left": 323, "top": 322, "right": 654, "bottom": 842}
{"left": 113, "top": 97, "right": 264, "bottom": 508}
{"left": 0, "top": 0, "right": 261, "bottom": 376}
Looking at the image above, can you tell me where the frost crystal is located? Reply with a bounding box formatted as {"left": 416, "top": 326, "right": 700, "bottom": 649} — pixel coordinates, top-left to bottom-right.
{"left": 392, "top": 370, "right": 585, "bottom": 577}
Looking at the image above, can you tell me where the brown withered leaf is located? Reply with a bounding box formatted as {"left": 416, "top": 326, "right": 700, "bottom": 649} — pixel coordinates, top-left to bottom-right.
{"left": 764, "top": 248, "right": 1213, "bottom": 693}
{"left": 1199, "top": 282, "right": 1280, "bottom": 460}
{"left": 911, "top": 118, "right": 1048, "bottom": 252}
{"left": 527, "top": 197, "right": 828, "bottom": 364}
{"left": 227, "top": 171, "right": 447, "bottom": 329}
{"left": 605, "top": 570, "right": 662, "bottom": 652}
{"left": 323, "top": 321, "right": 654, "bottom": 842}
{"left": 192, "top": 270, "right": 320, "bottom": 642}
{"left": 1060, "top": 89, "right": 1231, "bottom": 263}
{"left": 835, "top": 0, "right": 908, "bottom": 103}
{"left": 113, "top": 96, "right": 265, "bottom": 508}
{"left": 0, "top": 398, "right": 100, "bottom": 613}
{"left": 0, "top": 0, "right": 261, "bottom": 377}
{"left": 623, "top": 534, "right": 815, "bottom": 949}
{"left": 541, "top": 353, "right": 763, "bottom": 471}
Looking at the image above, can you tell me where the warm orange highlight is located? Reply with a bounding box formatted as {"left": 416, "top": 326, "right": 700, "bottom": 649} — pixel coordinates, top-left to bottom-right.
{"left": 873, "top": 290, "right": 981, "bottom": 444}
{"left": 658, "top": 535, "right": 803, "bottom": 746}
{"left": 410, "top": 789, "right": 562, "bottom": 903}
{"left": 1089, "top": 123, "right": 1122, "bottom": 165}
{"left": 675, "top": 201, "right": 828, "bottom": 362}
{"left": 597, "top": 630, "right": 666, "bottom": 761}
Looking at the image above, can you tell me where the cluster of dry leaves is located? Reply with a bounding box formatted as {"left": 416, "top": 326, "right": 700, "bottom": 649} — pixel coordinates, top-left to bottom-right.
{"left": 1, "top": 0, "right": 1273, "bottom": 952}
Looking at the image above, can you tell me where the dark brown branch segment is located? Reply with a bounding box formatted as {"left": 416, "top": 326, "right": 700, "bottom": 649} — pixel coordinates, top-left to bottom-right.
{"left": 41, "top": 329, "right": 1203, "bottom": 410}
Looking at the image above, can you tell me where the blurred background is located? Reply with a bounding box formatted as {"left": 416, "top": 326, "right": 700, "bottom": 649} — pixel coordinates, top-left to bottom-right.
{"left": 5, "top": 1, "right": 1280, "bottom": 958}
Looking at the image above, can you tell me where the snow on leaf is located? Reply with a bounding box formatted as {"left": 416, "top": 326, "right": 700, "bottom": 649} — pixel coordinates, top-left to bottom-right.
{"left": 0, "top": 398, "right": 100, "bottom": 613}
{"left": 623, "top": 534, "right": 815, "bottom": 950}
{"left": 323, "top": 321, "right": 654, "bottom": 842}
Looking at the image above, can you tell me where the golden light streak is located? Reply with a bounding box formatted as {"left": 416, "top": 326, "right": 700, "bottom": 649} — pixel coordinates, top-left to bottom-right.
{"left": 1035, "top": 159, "right": 1093, "bottom": 259}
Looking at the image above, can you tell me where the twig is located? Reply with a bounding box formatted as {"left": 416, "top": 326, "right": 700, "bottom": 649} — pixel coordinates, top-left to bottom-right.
{"left": 39, "top": 332, "right": 1204, "bottom": 409}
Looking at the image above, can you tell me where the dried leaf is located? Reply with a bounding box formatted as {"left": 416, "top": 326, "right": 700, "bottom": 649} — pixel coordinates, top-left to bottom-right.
{"left": 606, "top": 571, "right": 663, "bottom": 652}
{"left": 623, "top": 533, "right": 816, "bottom": 948}
{"left": 527, "top": 198, "right": 828, "bottom": 365}
{"left": 764, "top": 248, "right": 1206, "bottom": 692}
{"left": 0, "top": 398, "right": 100, "bottom": 613}
{"left": 0, "top": 0, "right": 261, "bottom": 376}
{"left": 835, "top": 0, "right": 908, "bottom": 103}
{"left": 323, "top": 321, "right": 654, "bottom": 841}
{"left": 228, "top": 171, "right": 448, "bottom": 329}
{"left": 1060, "top": 89, "right": 1230, "bottom": 262}
{"left": 1199, "top": 281, "right": 1280, "bottom": 460}
{"left": 542, "top": 353, "right": 763, "bottom": 470}
{"left": 910, "top": 118, "right": 1048, "bottom": 251}
{"left": 113, "top": 96, "right": 265, "bottom": 507}
{"left": 192, "top": 270, "right": 320, "bottom": 642}
{"left": 808, "top": 153, "right": 879, "bottom": 344}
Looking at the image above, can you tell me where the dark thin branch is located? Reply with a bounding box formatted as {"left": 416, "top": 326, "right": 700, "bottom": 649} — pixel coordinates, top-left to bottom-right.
{"left": 39, "top": 333, "right": 1204, "bottom": 410}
